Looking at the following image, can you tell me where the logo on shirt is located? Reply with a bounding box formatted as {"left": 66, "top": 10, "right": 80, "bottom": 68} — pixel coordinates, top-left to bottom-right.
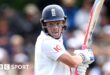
{"left": 53, "top": 45, "right": 62, "bottom": 52}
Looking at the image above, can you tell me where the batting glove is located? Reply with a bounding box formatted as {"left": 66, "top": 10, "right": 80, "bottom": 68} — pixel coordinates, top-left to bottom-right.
{"left": 74, "top": 49, "right": 94, "bottom": 64}
{"left": 77, "top": 63, "right": 89, "bottom": 75}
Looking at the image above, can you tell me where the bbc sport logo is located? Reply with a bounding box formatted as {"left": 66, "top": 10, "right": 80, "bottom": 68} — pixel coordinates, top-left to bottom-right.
{"left": 0, "top": 64, "right": 29, "bottom": 70}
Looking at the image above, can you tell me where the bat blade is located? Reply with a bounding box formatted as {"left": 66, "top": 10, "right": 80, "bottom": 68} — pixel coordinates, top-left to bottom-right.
{"left": 82, "top": 0, "right": 105, "bottom": 49}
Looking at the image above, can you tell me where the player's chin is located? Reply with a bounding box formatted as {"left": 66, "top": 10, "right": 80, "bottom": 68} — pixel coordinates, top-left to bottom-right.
{"left": 52, "top": 33, "right": 61, "bottom": 39}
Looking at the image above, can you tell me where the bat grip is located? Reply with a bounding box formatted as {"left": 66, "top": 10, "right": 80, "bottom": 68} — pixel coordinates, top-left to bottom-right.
{"left": 82, "top": 44, "right": 87, "bottom": 50}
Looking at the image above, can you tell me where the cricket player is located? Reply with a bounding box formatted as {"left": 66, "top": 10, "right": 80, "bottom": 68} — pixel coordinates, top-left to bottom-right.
{"left": 35, "top": 4, "right": 94, "bottom": 75}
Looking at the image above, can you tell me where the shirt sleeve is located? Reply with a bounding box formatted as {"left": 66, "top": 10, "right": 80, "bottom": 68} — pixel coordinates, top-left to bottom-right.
{"left": 42, "top": 39, "right": 67, "bottom": 61}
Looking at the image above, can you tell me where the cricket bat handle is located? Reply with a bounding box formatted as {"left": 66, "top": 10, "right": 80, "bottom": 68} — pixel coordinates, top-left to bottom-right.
{"left": 82, "top": 44, "right": 88, "bottom": 50}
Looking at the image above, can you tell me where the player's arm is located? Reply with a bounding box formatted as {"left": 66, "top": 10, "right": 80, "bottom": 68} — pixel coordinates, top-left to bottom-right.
{"left": 43, "top": 40, "right": 94, "bottom": 68}
{"left": 57, "top": 51, "right": 83, "bottom": 67}
{"left": 58, "top": 49, "right": 94, "bottom": 68}
{"left": 43, "top": 41, "right": 82, "bottom": 67}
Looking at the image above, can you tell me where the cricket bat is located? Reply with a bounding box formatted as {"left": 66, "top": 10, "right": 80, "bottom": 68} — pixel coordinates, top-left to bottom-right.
{"left": 82, "top": 0, "right": 105, "bottom": 50}
{"left": 75, "top": 0, "right": 105, "bottom": 75}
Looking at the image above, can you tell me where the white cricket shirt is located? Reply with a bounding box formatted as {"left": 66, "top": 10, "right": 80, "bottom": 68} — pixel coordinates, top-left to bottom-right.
{"left": 35, "top": 31, "right": 74, "bottom": 75}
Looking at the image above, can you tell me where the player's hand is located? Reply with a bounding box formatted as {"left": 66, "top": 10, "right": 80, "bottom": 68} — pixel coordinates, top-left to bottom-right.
{"left": 74, "top": 49, "right": 94, "bottom": 64}
{"left": 77, "top": 63, "right": 89, "bottom": 75}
